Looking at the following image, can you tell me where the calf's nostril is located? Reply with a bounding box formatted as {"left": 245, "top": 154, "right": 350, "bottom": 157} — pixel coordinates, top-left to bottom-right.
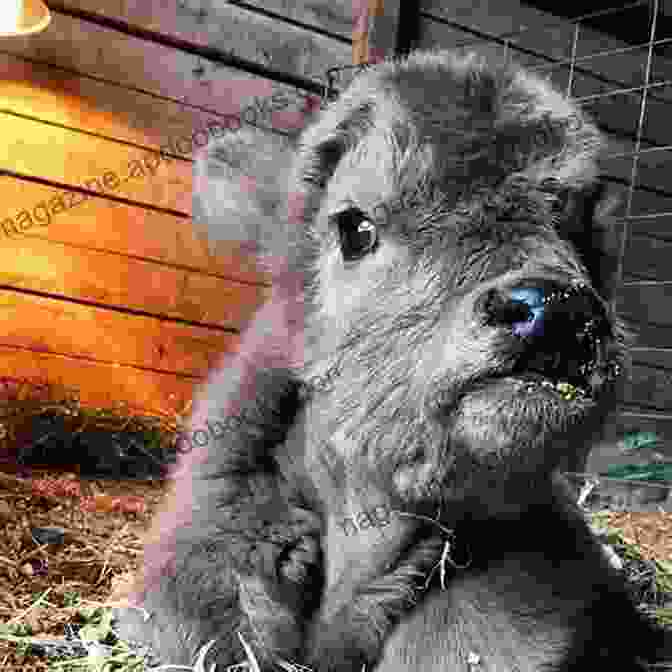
{"left": 482, "top": 286, "right": 545, "bottom": 338}
{"left": 481, "top": 280, "right": 610, "bottom": 384}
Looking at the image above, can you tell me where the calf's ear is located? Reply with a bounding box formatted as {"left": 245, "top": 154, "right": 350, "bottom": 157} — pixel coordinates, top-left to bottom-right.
{"left": 192, "top": 127, "right": 296, "bottom": 271}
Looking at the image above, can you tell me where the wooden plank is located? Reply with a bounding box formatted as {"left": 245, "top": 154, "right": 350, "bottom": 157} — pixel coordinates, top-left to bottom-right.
{"left": 600, "top": 149, "right": 672, "bottom": 198}
{"left": 0, "top": 290, "right": 243, "bottom": 378}
{"left": 621, "top": 351, "right": 672, "bottom": 412}
{"left": 0, "top": 53, "right": 268, "bottom": 165}
{"left": 630, "top": 187, "right": 672, "bottom": 217}
{"left": 625, "top": 322, "right": 672, "bottom": 351}
{"left": 0, "top": 222, "right": 268, "bottom": 329}
{"left": 631, "top": 146, "right": 672, "bottom": 196}
{"left": 602, "top": 143, "right": 672, "bottom": 199}
{"left": 1, "top": 113, "right": 193, "bottom": 214}
{"left": 0, "top": 345, "right": 197, "bottom": 415}
{"left": 0, "top": 175, "right": 269, "bottom": 286}
{"left": 57, "top": 0, "right": 351, "bottom": 83}
{"left": 4, "top": 111, "right": 298, "bottom": 246}
{"left": 421, "top": 0, "right": 555, "bottom": 46}
{"left": 230, "top": 0, "right": 354, "bottom": 39}
{"left": 613, "top": 283, "right": 672, "bottom": 349}
{"left": 632, "top": 349, "right": 672, "bottom": 371}
{"left": 0, "top": 12, "right": 320, "bottom": 131}
{"left": 581, "top": 88, "right": 672, "bottom": 149}
{"left": 624, "top": 234, "right": 672, "bottom": 281}
{"left": 353, "top": 0, "right": 402, "bottom": 64}
{"left": 417, "top": 20, "right": 536, "bottom": 68}
{"left": 605, "top": 187, "right": 672, "bottom": 220}
{"left": 624, "top": 211, "right": 672, "bottom": 242}
{"left": 617, "top": 283, "right": 672, "bottom": 328}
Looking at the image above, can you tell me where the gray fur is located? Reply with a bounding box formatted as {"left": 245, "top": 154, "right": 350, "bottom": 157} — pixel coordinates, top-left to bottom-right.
{"left": 114, "top": 49, "right": 669, "bottom": 671}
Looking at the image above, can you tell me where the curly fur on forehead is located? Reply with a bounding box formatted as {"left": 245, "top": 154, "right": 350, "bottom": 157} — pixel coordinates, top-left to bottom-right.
{"left": 288, "top": 50, "right": 602, "bottom": 233}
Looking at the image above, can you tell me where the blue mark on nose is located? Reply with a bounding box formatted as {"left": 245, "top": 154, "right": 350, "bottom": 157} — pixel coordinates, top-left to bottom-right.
{"left": 508, "top": 287, "right": 545, "bottom": 338}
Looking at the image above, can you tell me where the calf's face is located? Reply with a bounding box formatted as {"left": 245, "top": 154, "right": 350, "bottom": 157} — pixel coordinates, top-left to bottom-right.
{"left": 281, "top": 51, "right": 629, "bottom": 511}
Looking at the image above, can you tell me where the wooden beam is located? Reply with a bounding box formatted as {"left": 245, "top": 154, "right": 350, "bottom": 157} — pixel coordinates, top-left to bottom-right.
{"left": 54, "top": 1, "right": 352, "bottom": 88}
{"left": 353, "top": 0, "right": 402, "bottom": 64}
{"left": 228, "top": 0, "right": 354, "bottom": 39}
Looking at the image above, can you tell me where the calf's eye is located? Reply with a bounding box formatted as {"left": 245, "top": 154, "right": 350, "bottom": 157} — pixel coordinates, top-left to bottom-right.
{"left": 332, "top": 208, "right": 379, "bottom": 262}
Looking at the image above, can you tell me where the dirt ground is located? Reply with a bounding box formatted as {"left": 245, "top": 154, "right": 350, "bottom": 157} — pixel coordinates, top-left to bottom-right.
{"left": 0, "top": 469, "right": 671, "bottom": 672}
{"left": 0, "top": 469, "right": 166, "bottom": 671}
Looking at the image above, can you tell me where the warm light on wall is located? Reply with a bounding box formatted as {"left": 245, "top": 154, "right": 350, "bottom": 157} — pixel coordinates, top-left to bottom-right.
{"left": 0, "top": 0, "right": 51, "bottom": 37}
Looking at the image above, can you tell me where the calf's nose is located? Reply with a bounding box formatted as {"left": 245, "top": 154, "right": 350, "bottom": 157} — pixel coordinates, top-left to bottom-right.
{"left": 483, "top": 279, "right": 607, "bottom": 338}
{"left": 480, "top": 279, "right": 611, "bottom": 383}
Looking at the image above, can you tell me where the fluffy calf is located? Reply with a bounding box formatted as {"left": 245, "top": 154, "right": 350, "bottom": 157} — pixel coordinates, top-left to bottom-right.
{"left": 114, "top": 50, "right": 670, "bottom": 671}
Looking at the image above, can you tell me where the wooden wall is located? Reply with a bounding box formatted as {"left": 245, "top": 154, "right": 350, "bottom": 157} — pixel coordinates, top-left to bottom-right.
{"left": 0, "top": 1, "right": 670, "bottom": 460}
{"left": 0, "top": 0, "right": 353, "bottom": 416}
